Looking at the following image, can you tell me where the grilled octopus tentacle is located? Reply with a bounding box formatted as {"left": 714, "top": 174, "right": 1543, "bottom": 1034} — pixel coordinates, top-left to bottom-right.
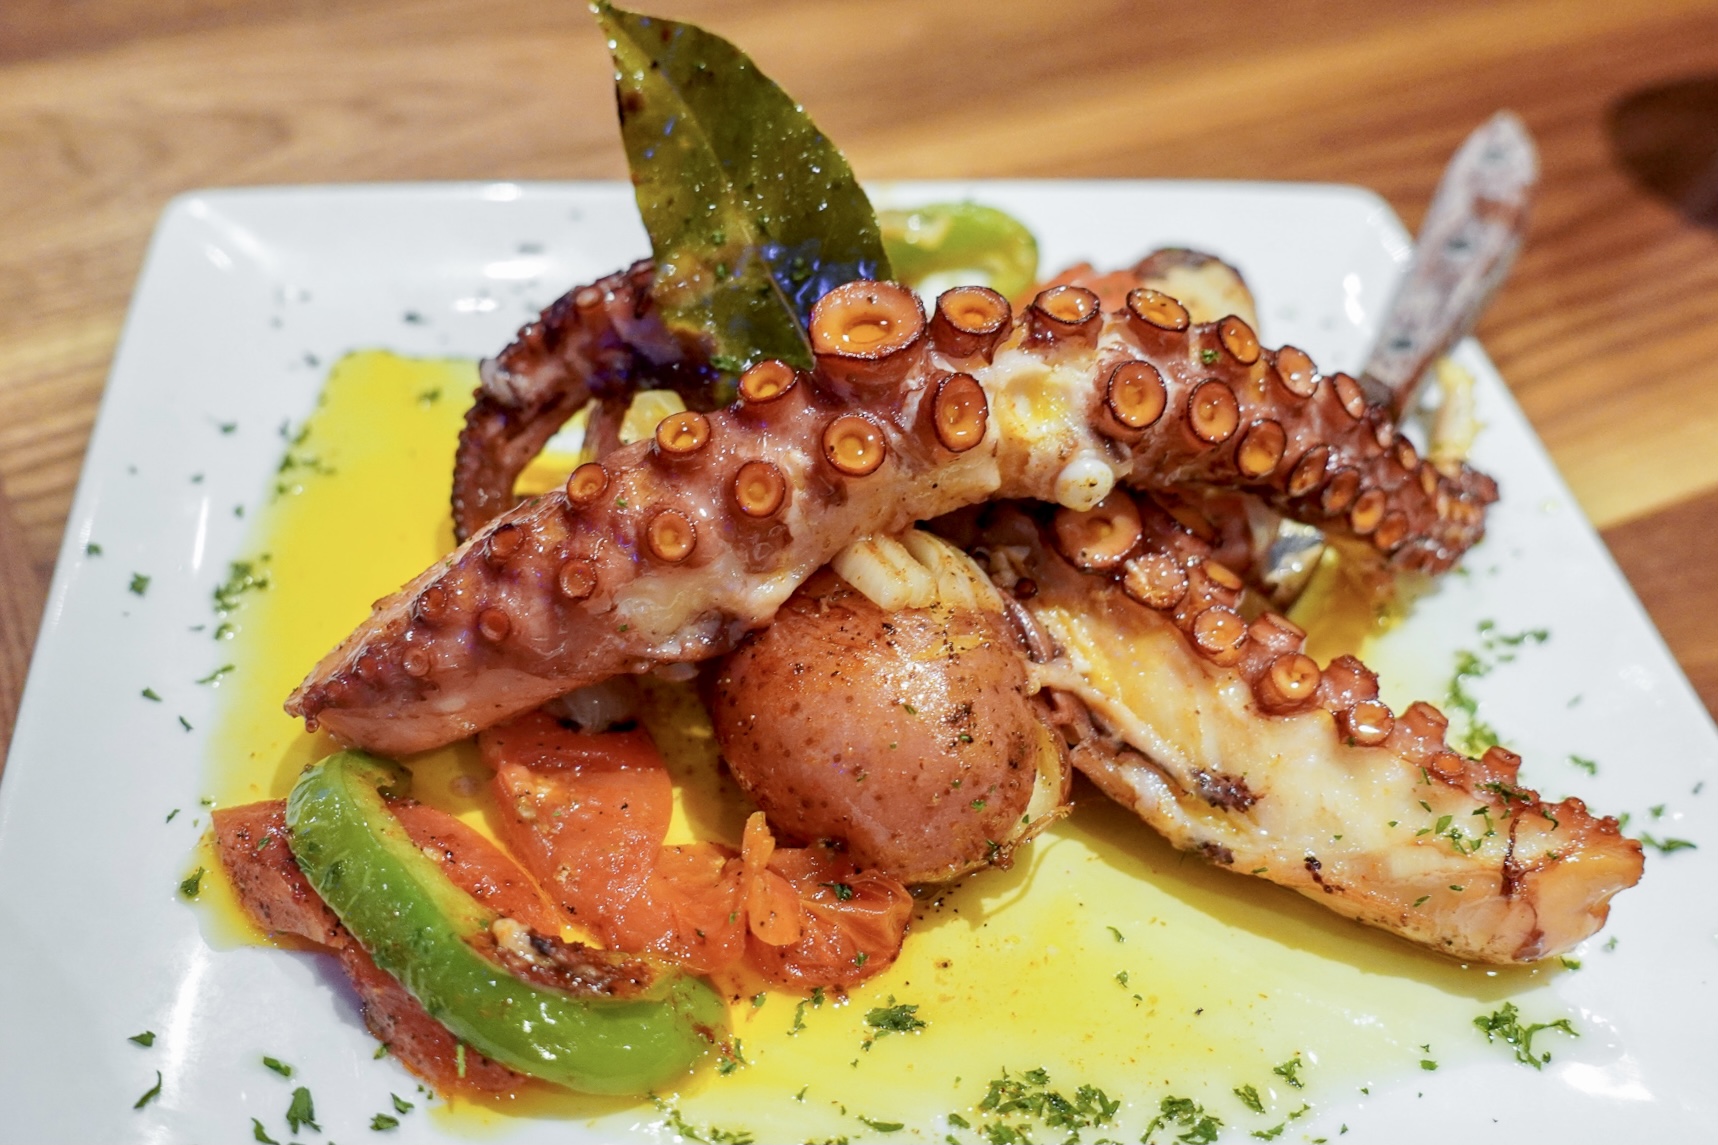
{"left": 290, "top": 280, "right": 1496, "bottom": 756}
{"left": 452, "top": 259, "right": 727, "bottom": 541}
{"left": 958, "top": 498, "right": 1641, "bottom": 963}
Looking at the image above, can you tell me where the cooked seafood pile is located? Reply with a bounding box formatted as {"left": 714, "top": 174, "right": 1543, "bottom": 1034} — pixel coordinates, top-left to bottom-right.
{"left": 280, "top": 252, "right": 1636, "bottom": 962}
{"left": 211, "top": 2, "right": 1641, "bottom": 1103}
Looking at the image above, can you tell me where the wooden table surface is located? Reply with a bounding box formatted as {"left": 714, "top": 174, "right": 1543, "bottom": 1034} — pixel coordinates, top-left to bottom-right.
{"left": 3, "top": 0, "right": 1718, "bottom": 767}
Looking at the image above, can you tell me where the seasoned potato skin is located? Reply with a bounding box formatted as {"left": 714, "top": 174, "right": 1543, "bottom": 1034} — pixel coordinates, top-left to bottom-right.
{"left": 709, "top": 570, "right": 1042, "bottom": 883}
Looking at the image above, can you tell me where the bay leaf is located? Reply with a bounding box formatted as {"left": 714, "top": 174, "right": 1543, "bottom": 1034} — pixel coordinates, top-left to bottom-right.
{"left": 596, "top": 2, "right": 893, "bottom": 371}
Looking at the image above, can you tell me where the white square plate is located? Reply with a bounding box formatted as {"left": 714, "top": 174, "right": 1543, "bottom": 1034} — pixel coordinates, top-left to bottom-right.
{"left": 1, "top": 182, "right": 1713, "bottom": 1143}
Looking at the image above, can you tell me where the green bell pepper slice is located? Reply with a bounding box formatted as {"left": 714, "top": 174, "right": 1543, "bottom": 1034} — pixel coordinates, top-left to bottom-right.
{"left": 879, "top": 201, "right": 1040, "bottom": 300}
{"left": 285, "top": 751, "right": 726, "bottom": 1094}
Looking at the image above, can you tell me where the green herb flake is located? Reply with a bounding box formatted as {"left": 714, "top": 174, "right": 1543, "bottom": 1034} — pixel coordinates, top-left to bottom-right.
{"left": 179, "top": 867, "right": 205, "bottom": 899}
{"left": 858, "top": 1115, "right": 905, "bottom": 1132}
{"left": 821, "top": 881, "right": 856, "bottom": 901}
{"left": 128, "top": 1030, "right": 156, "bottom": 1047}
{"left": 371, "top": 1113, "right": 400, "bottom": 1130}
{"left": 1251, "top": 1124, "right": 1286, "bottom": 1141}
{"left": 1271, "top": 1054, "right": 1305, "bottom": 1089}
{"left": 1473, "top": 1001, "right": 1578, "bottom": 1069}
{"left": 1640, "top": 833, "right": 1697, "bottom": 854}
{"left": 252, "top": 1118, "right": 280, "bottom": 1143}
{"left": 1559, "top": 955, "right": 1582, "bottom": 970}
{"left": 195, "top": 664, "right": 236, "bottom": 685}
{"left": 285, "top": 1086, "right": 319, "bottom": 1134}
{"left": 141, "top": 687, "right": 162, "bottom": 702}
{"left": 1143, "top": 1094, "right": 1222, "bottom": 1144}
{"left": 129, "top": 573, "right": 151, "bottom": 596}
{"left": 178, "top": 715, "right": 193, "bottom": 732}
{"left": 1233, "top": 1083, "right": 1264, "bottom": 1114}
{"left": 1106, "top": 925, "right": 1125, "bottom": 943}
{"left": 1115, "top": 970, "right": 1129, "bottom": 987}
{"left": 864, "top": 997, "right": 927, "bottom": 1038}
{"left": 134, "top": 1070, "right": 163, "bottom": 1110}
{"left": 390, "top": 1094, "right": 413, "bottom": 1114}
{"left": 1420, "top": 1058, "right": 1438, "bottom": 1070}
{"left": 1569, "top": 754, "right": 1598, "bottom": 776}
{"left": 1200, "top": 348, "right": 1221, "bottom": 364}
{"left": 86, "top": 542, "right": 103, "bottom": 556}
{"left": 262, "top": 1056, "right": 293, "bottom": 1077}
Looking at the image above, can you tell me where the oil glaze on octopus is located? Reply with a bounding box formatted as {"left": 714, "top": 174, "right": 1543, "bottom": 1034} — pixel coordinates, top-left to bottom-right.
{"left": 287, "top": 271, "right": 1640, "bottom": 964}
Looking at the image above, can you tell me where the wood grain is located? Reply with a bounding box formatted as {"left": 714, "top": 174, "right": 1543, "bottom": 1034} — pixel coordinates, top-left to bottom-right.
{"left": 2, "top": 0, "right": 1718, "bottom": 745}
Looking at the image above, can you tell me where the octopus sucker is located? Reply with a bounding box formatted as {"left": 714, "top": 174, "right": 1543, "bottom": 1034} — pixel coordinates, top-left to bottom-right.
{"left": 954, "top": 498, "right": 1641, "bottom": 962}
{"left": 291, "top": 277, "right": 1495, "bottom": 757}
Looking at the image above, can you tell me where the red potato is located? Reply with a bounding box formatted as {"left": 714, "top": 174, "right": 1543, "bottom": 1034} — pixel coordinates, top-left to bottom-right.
{"left": 708, "top": 568, "right": 1070, "bottom": 884}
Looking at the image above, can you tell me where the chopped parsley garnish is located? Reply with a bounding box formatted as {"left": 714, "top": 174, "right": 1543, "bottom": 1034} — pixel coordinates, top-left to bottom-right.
{"left": 371, "top": 1113, "right": 400, "bottom": 1130}
{"left": 1252, "top": 1124, "right": 1286, "bottom": 1141}
{"left": 1420, "top": 1058, "right": 1438, "bottom": 1070}
{"left": 212, "top": 557, "right": 272, "bottom": 632}
{"left": 262, "top": 1056, "right": 293, "bottom": 1077}
{"left": 179, "top": 867, "right": 205, "bottom": 899}
{"left": 716, "top": 1038, "right": 747, "bottom": 1074}
{"left": 284, "top": 1085, "right": 319, "bottom": 1134}
{"left": 971, "top": 1067, "right": 1120, "bottom": 1140}
{"left": 195, "top": 664, "right": 236, "bottom": 685}
{"left": 1568, "top": 754, "right": 1598, "bottom": 776}
{"left": 128, "top": 1030, "right": 156, "bottom": 1047}
{"left": 864, "top": 997, "right": 926, "bottom": 1039}
{"left": 251, "top": 1118, "right": 279, "bottom": 1143}
{"left": 821, "top": 881, "right": 855, "bottom": 901}
{"left": 1443, "top": 622, "right": 1549, "bottom": 755}
{"left": 86, "top": 542, "right": 103, "bottom": 556}
{"left": 1640, "top": 833, "right": 1696, "bottom": 854}
{"left": 141, "top": 687, "right": 162, "bottom": 702}
{"left": 129, "top": 573, "right": 151, "bottom": 596}
{"left": 134, "top": 1070, "right": 163, "bottom": 1109}
{"left": 1233, "top": 1084, "right": 1264, "bottom": 1114}
{"left": 1473, "top": 1001, "right": 1577, "bottom": 1068}
{"left": 857, "top": 1115, "right": 904, "bottom": 1132}
{"left": 1115, "top": 970, "right": 1129, "bottom": 987}
{"left": 390, "top": 1093, "right": 413, "bottom": 1114}
{"left": 1144, "top": 1094, "right": 1222, "bottom": 1144}
{"left": 1559, "top": 955, "right": 1582, "bottom": 970}
{"left": 1271, "top": 1054, "right": 1305, "bottom": 1088}
{"left": 1200, "top": 348, "right": 1221, "bottom": 364}
{"left": 178, "top": 716, "right": 193, "bottom": 732}
{"left": 1107, "top": 925, "right": 1125, "bottom": 943}
{"left": 655, "top": 1098, "right": 754, "bottom": 1144}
